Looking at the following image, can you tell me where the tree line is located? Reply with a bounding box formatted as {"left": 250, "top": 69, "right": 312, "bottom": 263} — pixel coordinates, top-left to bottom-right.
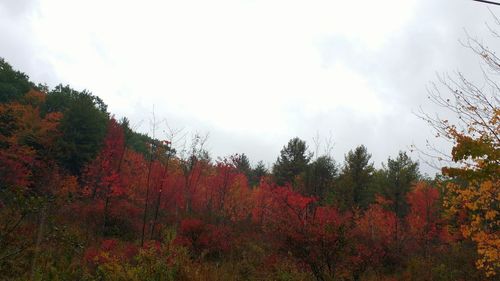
{"left": 0, "top": 52, "right": 497, "bottom": 281}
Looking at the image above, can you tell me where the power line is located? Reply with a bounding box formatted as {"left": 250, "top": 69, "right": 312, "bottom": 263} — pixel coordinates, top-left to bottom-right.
{"left": 472, "top": 0, "right": 500, "bottom": 6}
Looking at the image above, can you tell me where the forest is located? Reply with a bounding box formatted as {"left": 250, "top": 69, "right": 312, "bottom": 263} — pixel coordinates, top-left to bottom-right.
{"left": 0, "top": 50, "right": 498, "bottom": 281}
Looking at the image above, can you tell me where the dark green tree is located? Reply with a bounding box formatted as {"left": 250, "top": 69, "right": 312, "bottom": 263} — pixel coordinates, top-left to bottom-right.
{"left": 304, "top": 155, "right": 338, "bottom": 200}
{"left": 119, "top": 117, "right": 155, "bottom": 157}
{"left": 230, "top": 153, "right": 252, "bottom": 178}
{"left": 378, "top": 151, "right": 420, "bottom": 218}
{"left": 0, "top": 58, "right": 33, "bottom": 103}
{"left": 44, "top": 85, "right": 109, "bottom": 174}
{"left": 272, "top": 137, "right": 312, "bottom": 186}
{"left": 336, "top": 145, "right": 375, "bottom": 210}
{"left": 249, "top": 160, "right": 268, "bottom": 187}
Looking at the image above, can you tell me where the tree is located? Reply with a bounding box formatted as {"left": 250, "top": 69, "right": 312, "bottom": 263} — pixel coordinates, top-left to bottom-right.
{"left": 0, "top": 58, "right": 33, "bottom": 103}
{"left": 150, "top": 139, "right": 174, "bottom": 240}
{"left": 44, "top": 85, "right": 109, "bottom": 174}
{"left": 203, "top": 158, "right": 251, "bottom": 223}
{"left": 304, "top": 155, "right": 338, "bottom": 200}
{"left": 120, "top": 117, "right": 154, "bottom": 158}
{"left": 179, "top": 133, "right": 211, "bottom": 215}
{"left": 420, "top": 20, "right": 499, "bottom": 277}
{"left": 379, "top": 151, "right": 421, "bottom": 219}
{"left": 254, "top": 184, "right": 352, "bottom": 281}
{"left": 336, "top": 145, "right": 375, "bottom": 210}
{"left": 229, "top": 153, "right": 252, "bottom": 181}
{"left": 406, "top": 182, "right": 444, "bottom": 257}
{"left": 368, "top": 151, "right": 421, "bottom": 258}
{"left": 353, "top": 202, "right": 398, "bottom": 277}
{"left": 272, "top": 137, "right": 312, "bottom": 186}
{"left": 249, "top": 160, "right": 268, "bottom": 187}
{"left": 0, "top": 90, "right": 77, "bottom": 277}
{"left": 0, "top": 90, "right": 64, "bottom": 190}
{"left": 82, "top": 118, "right": 126, "bottom": 235}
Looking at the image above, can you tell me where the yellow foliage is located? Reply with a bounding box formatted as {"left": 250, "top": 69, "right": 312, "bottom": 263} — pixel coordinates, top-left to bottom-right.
{"left": 446, "top": 180, "right": 499, "bottom": 277}
{"left": 441, "top": 98, "right": 499, "bottom": 278}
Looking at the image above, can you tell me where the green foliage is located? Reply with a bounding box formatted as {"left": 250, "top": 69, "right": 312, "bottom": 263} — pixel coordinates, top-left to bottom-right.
{"left": 378, "top": 151, "right": 420, "bottom": 218}
{"left": 273, "top": 137, "right": 312, "bottom": 186}
{"left": 335, "top": 145, "right": 375, "bottom": 209}
{"left": 120, "top": 117, "right": 155, "bottom": 158}
{"left": 44, "top": 85, "right": 109, "bottom": 174}
{"left": 231, "top": 153, "right": 252, "bottom": 179}
{"left": 0, "top": 58, "right": 33, "bottom": 103}
{"left": 0, "top": 106, "right": 18, "bottom": 139}
{"left": 249, "top": 160, "right": 268, "bottom": 187}
{"left": 304, "top": 155, "right": 338, "bottom": 200}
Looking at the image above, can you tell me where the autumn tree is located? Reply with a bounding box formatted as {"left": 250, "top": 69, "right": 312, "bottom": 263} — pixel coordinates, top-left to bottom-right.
{"left": 150, "top": 139, "right": 174, "bottom": 240}
{"left": 0, "top": 90, "right": 78, "bottom": 277}
{"left": 405, "top": 182, "right": 444, "bottom": 257}
{"left": 353, "top": 202, "right": 398, "bottom": 277}
{"left": 179, "top": 133, "right": 211, "bottom": 215}
{"left": 253, "top": 184, "right": 346, "bottom": 280}
{"left": 82, "top": 118, "right": 126, "bottom": 235}
{"left": 202, "top": 158, "right": 251, "bottom": 223}
{"left": 420, "top": 21, "right": 500, "bottom": 277}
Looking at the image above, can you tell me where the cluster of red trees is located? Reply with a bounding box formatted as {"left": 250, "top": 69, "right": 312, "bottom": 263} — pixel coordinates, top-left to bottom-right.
{"left": 72, "top": 121, "right": 452, "bottom": 279}
{"left": 0, "top": 57, "right": 494, "bottom": 280}
{"left": 0, "top": 90, "right": 453, "bottom": 279}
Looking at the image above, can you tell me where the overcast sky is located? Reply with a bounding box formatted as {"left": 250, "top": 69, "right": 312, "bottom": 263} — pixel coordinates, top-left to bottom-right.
{"left": 1, "top": 0, "right": 498, "bottom": 174}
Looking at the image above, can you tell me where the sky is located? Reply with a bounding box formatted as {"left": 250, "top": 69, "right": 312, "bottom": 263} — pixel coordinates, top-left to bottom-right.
{"left": 0, "top": 0, "right": 498, "bottom": 175}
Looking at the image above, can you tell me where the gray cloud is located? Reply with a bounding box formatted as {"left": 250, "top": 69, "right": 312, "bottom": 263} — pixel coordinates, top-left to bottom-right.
{"left": 0, "top": 0, "right": 36, "bottom": 17}
{"left": 312, "top": 0, "right": 499, "bottom": 173}
{"left": 1, "top": 0, "right": 498, "bottom": 176}
{"left": 0, "top": 0, "right": 59, "bottom": 87}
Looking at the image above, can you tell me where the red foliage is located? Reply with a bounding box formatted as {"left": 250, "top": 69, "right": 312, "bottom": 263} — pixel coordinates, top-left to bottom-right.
{"left": 175, "top": 218, "right": 231, "bottom": 257}
{"left": 0, "top": 88, "right": 467, "bottom": 280}
{"left": 84, "top": 240, "right": 140, "bottom": 270}
{"left": 353, "top": 204, "right": 397, "bottom": 269}
{"left": 101, "top": 239, "right": 119, "bottom": 252}
{"left": 0, "top": 143, "right": 34, "bottom": 188}
{"left": 253, "top": 182, "right": 352, "bottom": 279}
{"left": 82, "top": 118, "right": 125, "bottom": 199}
{"left": 0, "top": 97, "right": 62, "bottom": 190}
{"left": 406, "top": 182, "right": 446, "bottom": 253}
{"left": 253, "top": 183, "right": 316, "bottom": 231}
{"left": 196, "top": 160, "right": 252, "bottom": 222}
{"left": 123, "top": 243, "right": 139, "bottom": 261}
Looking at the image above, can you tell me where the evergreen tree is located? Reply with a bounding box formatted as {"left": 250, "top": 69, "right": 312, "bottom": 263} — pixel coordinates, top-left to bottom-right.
{"left": 44, "top": 85, "right": 109, "bottom": 174}
{"left": 119, "top": 117, "right": 155, "bottom": 158}
{"left": 0, "top": 58, "right": 33, "bottom": 103}
{"left": 249, "top": 160, "right": 268, "bottom": 187}
{"left": 378, "top": 151, "right": 420, "bottom": 218}
{"left": 336, "top": 145, "right": 374, "bottom": 209}
{"left": 304, "top": 155, "right": 337, "bottom": 200}
{"left": 230, "top": 153, "right": 252, "bottom": 179}
{"left": 272, "top": 137, "right": 312, "bottom": 186}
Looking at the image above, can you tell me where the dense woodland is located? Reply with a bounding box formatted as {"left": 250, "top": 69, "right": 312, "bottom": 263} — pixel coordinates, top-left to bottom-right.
{"left": 0, "top": 51, "right": 498, "bottom": 281}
